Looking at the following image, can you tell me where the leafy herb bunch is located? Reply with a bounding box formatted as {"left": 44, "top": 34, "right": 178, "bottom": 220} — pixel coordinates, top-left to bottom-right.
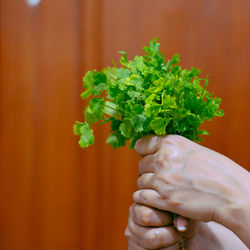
{"left": 74, "top": 38, "right": 224, "bottom": 148}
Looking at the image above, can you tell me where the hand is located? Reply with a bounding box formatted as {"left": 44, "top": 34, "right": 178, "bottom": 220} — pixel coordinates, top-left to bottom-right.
{"left": 125, "top": 203, "right": 192, "bottom": 249}
{"left": 133, "top": 135, "right": 250, "bottom": 246}
{"left": 125, "top": 203, "right": 249, "bottom": 250}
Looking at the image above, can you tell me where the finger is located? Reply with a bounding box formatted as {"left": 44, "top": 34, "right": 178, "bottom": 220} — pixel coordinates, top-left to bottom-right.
{"left": 134, "top": 187, "right": 218, "bottom": 222}
{"left": 182, "top": 220, "right": 198, "bottom": 240}
{"left": 172, "top": 215, "right": 189, "bottom": 232}
{"left": 135, "top": 135, "right": 161, "bottom": 156}
{"left": 138, "top": 154, "right": 157, "bottom": 174}
{"left": 132, "top": 203, "right": 172, "bottom": 227}
{"left": 176, "top": 216, "right": 188, "bottom": 232}
{"left": 127, "top": 217, "right": 181, "bottom": 249}
{"left": 127, "top": 240, "right": 146, "bottom": 250}
{"left": 133, "top": 189, "right": 167, "bottom": 211}
{"left": 128, "top": 239, "right": 181, "bottom": 250}
{"left": 158, "top": 242, "right": 182, "bottom": 250}
{"left": 137, "top": 173, "right": 156, "bottom": 190}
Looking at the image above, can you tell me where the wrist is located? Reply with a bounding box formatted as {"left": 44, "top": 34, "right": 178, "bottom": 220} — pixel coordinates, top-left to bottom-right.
{"left": 222, "top": 187, "right": 250, "bottom": 247}
{"left": 184, "top": 222, "right": 221, "bottom": 250}
{"left": 212, "top": 158, "right": 250, "bottom": 247}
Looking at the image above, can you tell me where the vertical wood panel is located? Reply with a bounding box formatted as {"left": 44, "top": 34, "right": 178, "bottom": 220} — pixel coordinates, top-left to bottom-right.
{"left": 0, "top": 1, "right": 82, "bottom": 249}
{"left": 0, "top": 1, "right": 35, "bottom": 249}
{"left": 79, "top": 0, "right": 106, "bottom": 249}
{"left": 225, "top": 0, "right": 250, "bottom": 168}
{"left": 0, "top": 0, "right": 249, "bottom": 250}
{"left": 30, "top": 1, "right": 81, "bottom": 249}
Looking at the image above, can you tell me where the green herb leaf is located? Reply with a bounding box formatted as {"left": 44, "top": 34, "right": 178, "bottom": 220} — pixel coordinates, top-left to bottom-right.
{"left": 73, "top": 122, "right": 94, "bottom": 148}
{"left": 74, "top": 38, "right": 224, "bottom": 148}
{"left": 150, "top": 117, "right": 172, "bottom": 135}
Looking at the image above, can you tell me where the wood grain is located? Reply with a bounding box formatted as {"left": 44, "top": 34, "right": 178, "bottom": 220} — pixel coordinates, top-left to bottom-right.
{"left": 0, "top": 0, "right": 249, "bottom": 249}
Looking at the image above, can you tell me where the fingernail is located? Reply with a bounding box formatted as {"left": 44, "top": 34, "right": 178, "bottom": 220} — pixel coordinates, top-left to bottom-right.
{"left": 176, "top": 216, "right": 188, "bottom": 232}
{"left": 177, "top": 225, "right": 187, "bottom": 232}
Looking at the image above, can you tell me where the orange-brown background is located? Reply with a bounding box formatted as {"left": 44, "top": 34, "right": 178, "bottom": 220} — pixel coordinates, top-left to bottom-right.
{"left": 0, "top": 0, "right": 249, "bottom": 249}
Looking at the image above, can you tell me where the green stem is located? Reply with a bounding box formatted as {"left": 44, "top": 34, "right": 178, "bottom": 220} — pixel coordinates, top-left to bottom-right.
{"left": 104, "top": 101, "right": 121, "bottom": 119}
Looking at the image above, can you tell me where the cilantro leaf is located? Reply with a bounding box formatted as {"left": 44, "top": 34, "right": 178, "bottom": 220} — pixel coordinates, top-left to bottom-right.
{"left": 74, "top": 38, "right": 224, "bottom": 148}
{"left": 73, "top": 122, "right": 94, "bottom": 148}
{"left": 150, "top": 117, "right": 172, "bottom": 135}
{"left": 84, "top": 98, "right": 105, "bottom": 125}
{"left": 106, "top": 131, "right": 126, "bottom": 148}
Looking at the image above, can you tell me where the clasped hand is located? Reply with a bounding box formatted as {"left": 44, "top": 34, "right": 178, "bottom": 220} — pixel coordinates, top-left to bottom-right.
{"left": 126, "top": 135, "right": 250, "bottom": 249}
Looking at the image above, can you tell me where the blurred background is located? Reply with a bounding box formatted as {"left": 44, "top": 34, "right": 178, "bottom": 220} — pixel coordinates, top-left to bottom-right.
{"left": 0, "top": 0, "right": 249, "bottom": 249}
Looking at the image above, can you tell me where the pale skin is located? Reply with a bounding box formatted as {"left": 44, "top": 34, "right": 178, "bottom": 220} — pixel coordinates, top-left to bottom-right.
{"left": 125, "top": 203, "right": 248, "bottom": 249}
{"left": 125, "top": 135, "right": 250, "bottom": 249}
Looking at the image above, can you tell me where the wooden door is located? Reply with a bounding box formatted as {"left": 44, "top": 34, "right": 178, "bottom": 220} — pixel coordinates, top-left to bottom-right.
{"left": 0, "top": 0, "right": 249, "bottom": 249}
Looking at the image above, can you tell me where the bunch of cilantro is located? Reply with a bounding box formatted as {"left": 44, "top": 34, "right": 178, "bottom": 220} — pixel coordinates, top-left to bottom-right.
{"left": 74, "top": 38, "right": 224, "bottom": 149}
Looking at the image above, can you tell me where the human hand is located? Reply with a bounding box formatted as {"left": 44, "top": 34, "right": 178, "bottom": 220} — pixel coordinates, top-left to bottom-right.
{"left": 125, "top": 203, "right": 249, "bottom": 250}
{"left": 133, "top": 135, "right": 250, "bottom": 237}
{"left": 125, "top": 203, "right": 194, "bottom": 249}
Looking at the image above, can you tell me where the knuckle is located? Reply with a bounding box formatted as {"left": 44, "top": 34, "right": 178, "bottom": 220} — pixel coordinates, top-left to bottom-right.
{"left": 168, "top": 191, "right": 182, "bottom": 208}
{"left": 165, "top": 134, "right": 182, "bottom": 144}
{"left": 169, "top": 149, "right": 181, "bottom": 161}
{"left": 161, "top": 137, "right": 182, "bottom": 158}
{"left": 157, "top": 172, "right": 173, "bottom": 185}
{"left": 155, "top": 156, "right": 165, "bottom": 169}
